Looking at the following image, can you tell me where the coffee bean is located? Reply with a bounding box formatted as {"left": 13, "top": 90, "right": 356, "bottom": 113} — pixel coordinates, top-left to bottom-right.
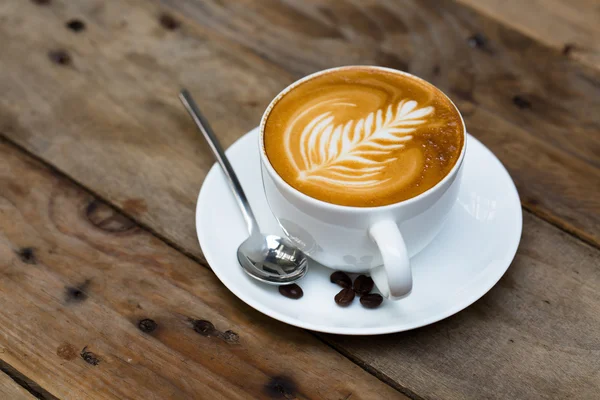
{"left": 353, "top": 275, "right": 374, "bottom": 296}
{"left": 330, "top": 271, "right": 352, "bottom": 288}
{"left": 279, "top": 284, "right": 303, "bottom": 299}
{"left": 360, "top": 293, "right": 383, "bottom": 309}
{"left": 334, "top": 288, "right": 355, "bottom": 307}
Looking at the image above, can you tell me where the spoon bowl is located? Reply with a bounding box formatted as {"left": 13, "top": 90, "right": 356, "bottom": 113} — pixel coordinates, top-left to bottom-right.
{"left": 237, "top": 234, "right": 308, "bottom": 284}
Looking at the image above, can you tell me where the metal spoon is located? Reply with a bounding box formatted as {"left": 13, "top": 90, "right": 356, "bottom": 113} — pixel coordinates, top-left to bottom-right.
{"left": 179, "top": 89, "right": 308, "bottom": 284}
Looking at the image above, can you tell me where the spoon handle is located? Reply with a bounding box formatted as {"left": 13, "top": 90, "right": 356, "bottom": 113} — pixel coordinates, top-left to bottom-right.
{"left": 179, "top": 89, "right": 260, "bottom": 236}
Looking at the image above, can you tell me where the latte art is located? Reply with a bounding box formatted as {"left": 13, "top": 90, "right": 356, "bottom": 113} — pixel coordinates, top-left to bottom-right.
{"left": 263, "top": 67, "right": 464, "bottom": 207}
{"left": 292, "top": 99, "right": 433, "bottom": 187}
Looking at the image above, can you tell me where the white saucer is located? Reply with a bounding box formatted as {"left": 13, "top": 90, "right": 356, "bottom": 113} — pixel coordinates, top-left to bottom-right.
{"left": 196, "top": 128, "right": 522, "bottom": 335}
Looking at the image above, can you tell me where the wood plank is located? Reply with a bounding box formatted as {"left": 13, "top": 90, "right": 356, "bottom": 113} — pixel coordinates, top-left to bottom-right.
{"left": 456, "top": 0, "right": 600, "bottom": 70}
{"left": 0, "top": 372, "right": 36, "bottom": 400}
{"left": 0, "top": 140, "right": 406, "bottom": 399}
{"left": 457, "top": 103, "right": 599, "bottom": 246}
{"left": 0, "top": 0, "right": 598, "bottom": 250}
{"left": 159, "top": 0, "right": 600, "bottom": 167}
{"left": 158, "top": 0, "right": 600, "bottom": 245}
{"left": 325, "top": 212, "right": 600, "bottom": 399}
{"left": 5, "top": 133, "right": 598, "bottom": 400}
{"left": 0, "top": 2, "right": 598, "bottom": 399}
{"left": 0, "top": 0, "right": 287, "bottom": 262}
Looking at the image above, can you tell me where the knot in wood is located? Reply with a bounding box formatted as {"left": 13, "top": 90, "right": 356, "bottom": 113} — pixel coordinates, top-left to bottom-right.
{"left": 86, "top": 200, "right": 136, "bottom": 233}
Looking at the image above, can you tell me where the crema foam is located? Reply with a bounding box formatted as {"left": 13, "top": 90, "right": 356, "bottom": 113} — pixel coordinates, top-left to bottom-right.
{"left": 263, "top": 67, "right": 464, "bottom": 207}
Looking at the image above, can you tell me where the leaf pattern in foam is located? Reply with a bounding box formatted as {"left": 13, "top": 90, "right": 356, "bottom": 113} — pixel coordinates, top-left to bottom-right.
{"left": 297, "top": 100, "right": 434, "bottom": 187}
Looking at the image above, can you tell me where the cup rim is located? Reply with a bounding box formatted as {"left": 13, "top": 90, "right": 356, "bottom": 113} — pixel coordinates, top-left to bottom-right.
{"left": 259, "top": 65, "right": 467, "bottom": 213}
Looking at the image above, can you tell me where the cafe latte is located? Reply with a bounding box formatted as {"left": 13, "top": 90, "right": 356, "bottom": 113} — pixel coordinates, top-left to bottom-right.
{"left": 262, "top": 66, "right": 464, "bottom": 207}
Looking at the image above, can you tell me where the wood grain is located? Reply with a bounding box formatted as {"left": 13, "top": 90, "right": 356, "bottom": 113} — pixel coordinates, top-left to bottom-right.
{"left": 0, "top": 1, "right": 599, "bottom": 399}
{"left": 0, "top": 0, "right": 598, "bottom": 251}
{"left": 0, "top": 0, "right": 284, "bottom": 261}
{"left": 0, "top": 372, "right": 36, "bottom": 400}
{"left": 0, "top": 139, "right": 406, "bottom": 400}
{"left": 457, "top": 0, "right": 600, "bottom": 70}
{"left": 161, "top": 0, "right": 600, "bottom": 166}
{"left": 159, "top": 0, "right": 600, "bottom": 244}
{"left": 326, "top": 212, "right": 600, "bottom": 399}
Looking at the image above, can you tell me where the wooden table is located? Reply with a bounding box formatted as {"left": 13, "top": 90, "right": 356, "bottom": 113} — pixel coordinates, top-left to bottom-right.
{"left": 1, "top": 0, "right": 598, "bottom": 399}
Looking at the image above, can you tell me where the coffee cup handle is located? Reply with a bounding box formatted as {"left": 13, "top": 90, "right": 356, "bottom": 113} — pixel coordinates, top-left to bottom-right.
{"left": 368, "top": 220, "right": 412, "bottom": 300}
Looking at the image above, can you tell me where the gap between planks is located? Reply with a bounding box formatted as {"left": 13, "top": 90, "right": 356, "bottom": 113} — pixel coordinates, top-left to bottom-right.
{"left": 1, "top": 128, "right": 598, "bottom": 255}
{"left": 314, "top": 338, "right": 426, "bottom": 400}
{"left": 0, "top": 134, "right": 410, "bottom": 400}
{"left": 0, "top": 358, "right": 58, "bottom": 400}
{"left": 152, "top": 0, "right": 599, "bottom": 248}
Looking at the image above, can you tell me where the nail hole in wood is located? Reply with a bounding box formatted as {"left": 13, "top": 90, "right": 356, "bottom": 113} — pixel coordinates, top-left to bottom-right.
{"left": 138, "top": 318, "right": 158, "bottom": 333}
{"left": 264, "top": 376, "right": 297, "bottom": 399}
{"left": 66, "top": 288, "right": 85, "bottom": 302}
{"left": 191, "top": 319, "right": 217, "bottom": 336}
{"left": 48, "top": 50, "right": 71, "bottom": 66}
{"left": 32, "top": 0, "right": 51, "bottom": 5}
{"left": 512, "top": 95, "right": 532, "bottom": 110}
{"left": 159, "top": 13, "right": 180, "bottom": 30}
{"left": 562, "top": 43, "right": 575, "bottom": 55}
{"left": 16, "top": 247, "right": 36, "bottom": 264}
{"left": 219, "top": 330, "right": 239, "bottom": 343}
{"left": 80, "top": 346, "right": 100, "bottom": 366}
{"left": 467, "top": 33, "right": 487, "bottom": 49}
{"left": 66, "top": 19, "right": 86, "bottom": 32}
{"left": 65, "top": 279, "right": 90, "bottom": 303}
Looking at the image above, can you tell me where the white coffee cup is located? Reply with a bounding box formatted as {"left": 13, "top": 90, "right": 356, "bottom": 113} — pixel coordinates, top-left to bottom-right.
{"left": 259, "top": 66, "right": 466, "bottom": 300}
